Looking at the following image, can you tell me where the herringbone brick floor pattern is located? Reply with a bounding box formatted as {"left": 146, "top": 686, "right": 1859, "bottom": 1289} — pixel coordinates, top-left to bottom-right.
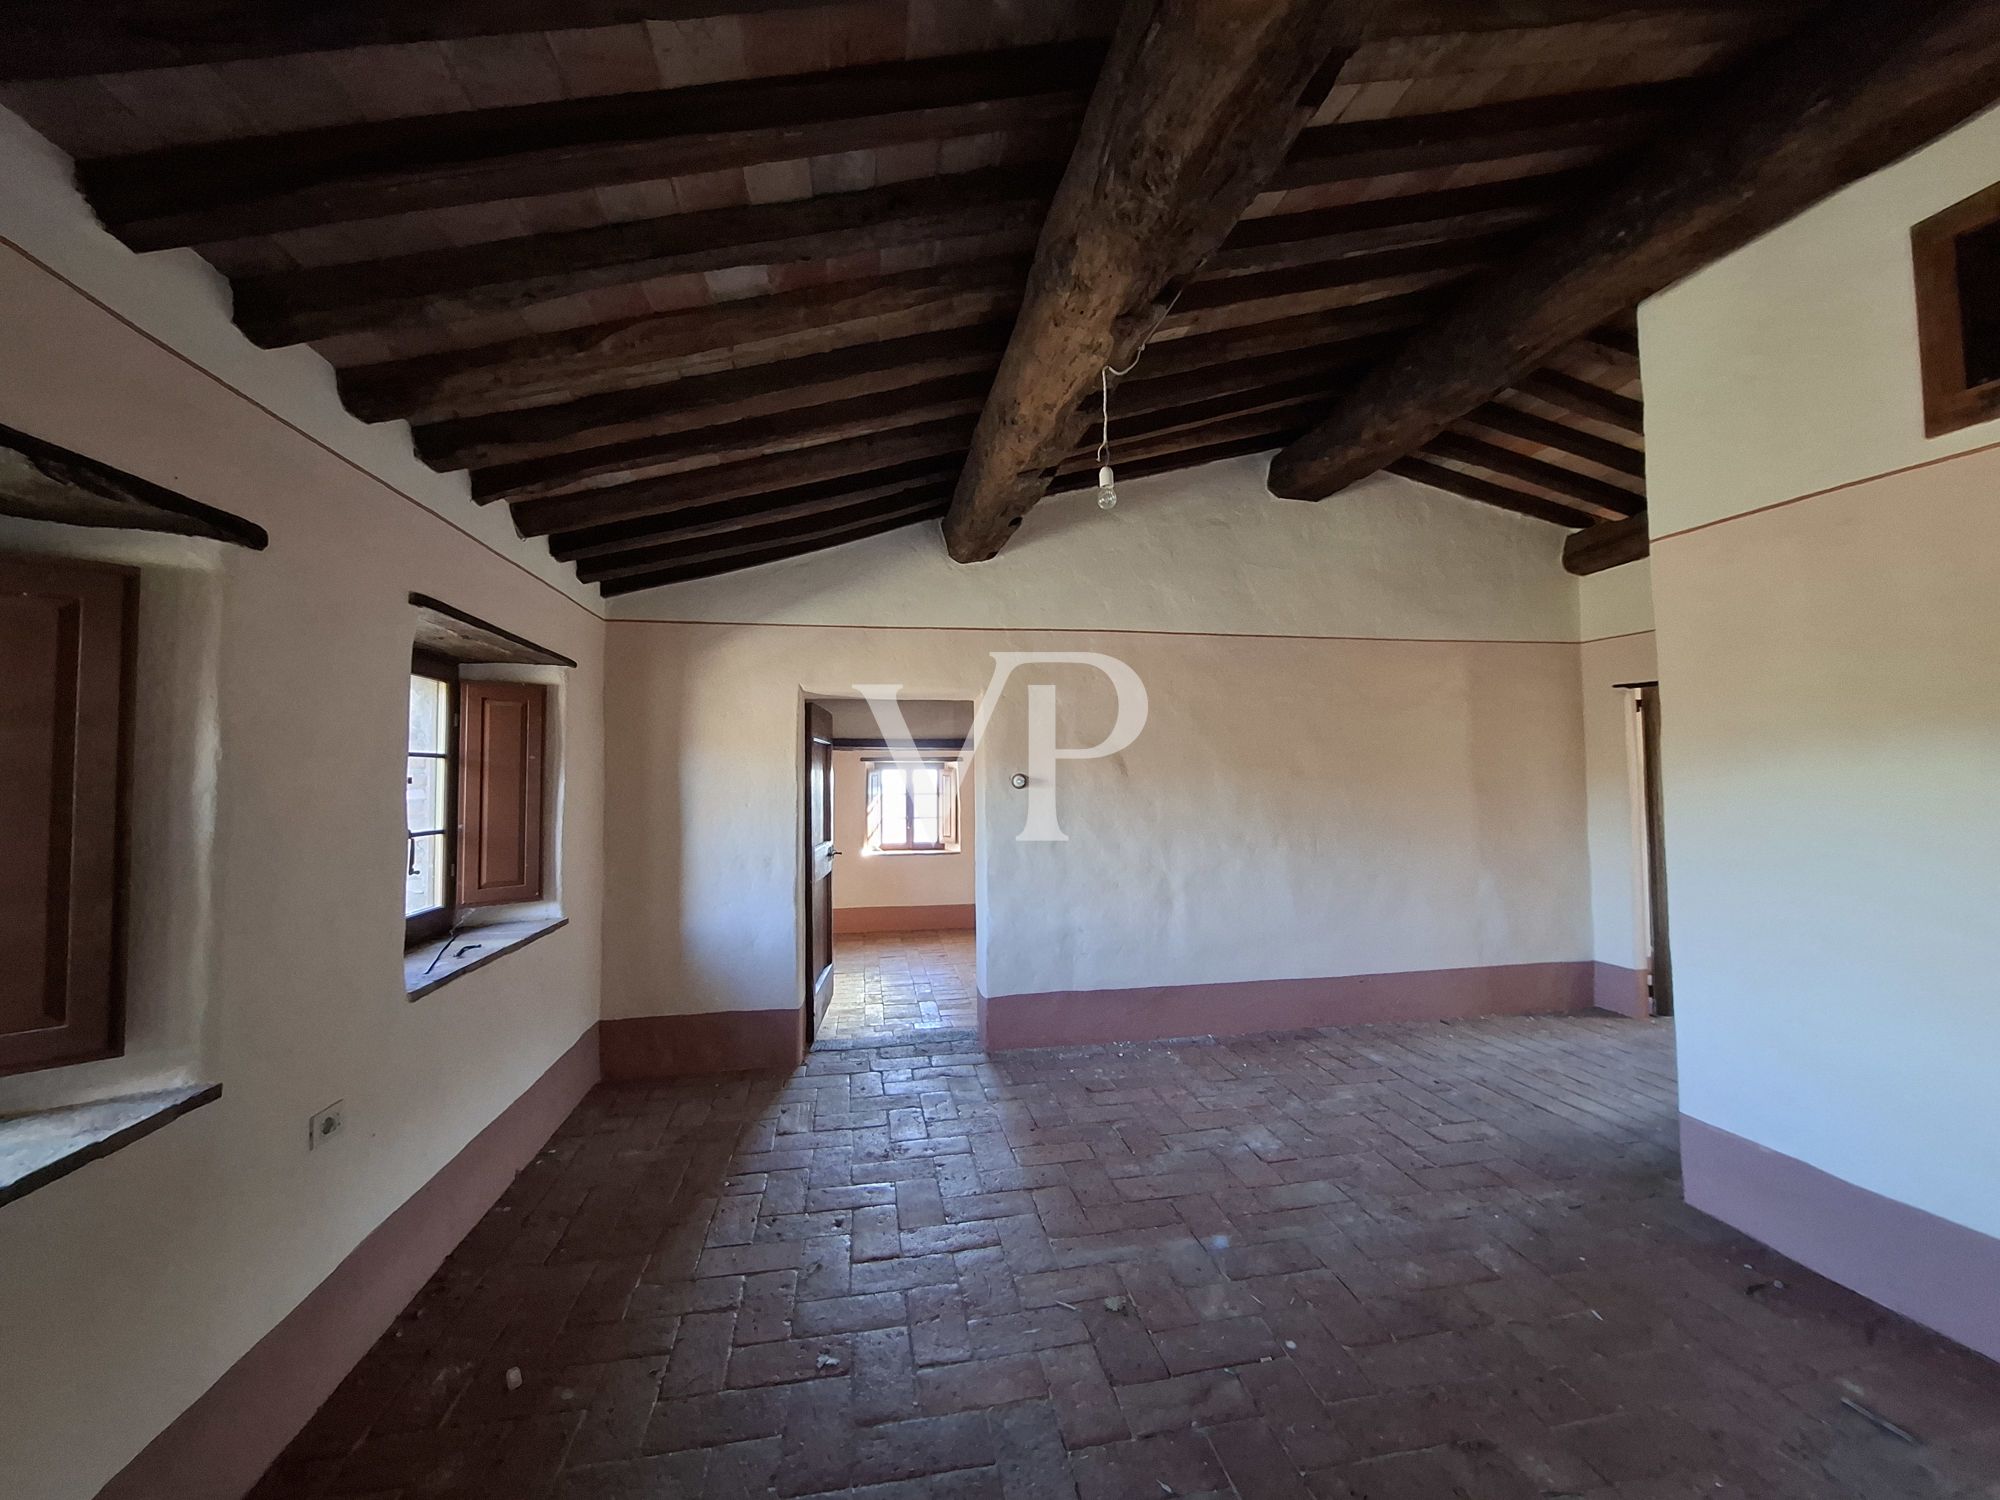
{"left": 819, "top": 931, "right": 978, "bottom": 1044}
{"left": 252, "top": 1017, "right": 2000, "bottom": 1500}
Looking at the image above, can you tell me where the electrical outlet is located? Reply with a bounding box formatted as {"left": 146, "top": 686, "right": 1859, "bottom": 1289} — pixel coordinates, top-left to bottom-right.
{"left": 309, "top": 1100, "right": 345, "bottom": 1151}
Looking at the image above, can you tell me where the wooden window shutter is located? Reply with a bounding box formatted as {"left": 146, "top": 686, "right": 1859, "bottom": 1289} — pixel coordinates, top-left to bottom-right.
{"left": 455, "top": 680, "right": 547, "bottom": 907}
{"left": 0, "top": 553, "right": 134, "bottom": 1075}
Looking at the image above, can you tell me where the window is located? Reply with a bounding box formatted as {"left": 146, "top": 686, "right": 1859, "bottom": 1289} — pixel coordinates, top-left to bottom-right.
{"left": 865, "top": 760, "right": 960, "bottom": 854}
{"left": 405, "top": 652, "right": 458, "bottom": 945}
{"left": 1912, "top": 180, "right": 2000, "bottom": 436}
{"left": 0, "top": 553, "right": 134, "bottom": 1075}
{"left": 403, "top": 650, "right": 549, "bottom": 950}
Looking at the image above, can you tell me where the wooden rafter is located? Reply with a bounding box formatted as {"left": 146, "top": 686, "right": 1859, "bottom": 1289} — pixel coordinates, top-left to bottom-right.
{"left": 1387, "top": 457, "right": 1599, "bottom": 527}
{"left": 1268, "top": 0, "right": 2000, "bottom": 500}
{"left": 1206, "top": 169, "right": 1604, "bottom": 277}
{"left": 1458, "top": 403, "right": 1645, "bottom": 478}
{"left": 1421, "top": 432, "right": 1641, "bottom": 518}
{"left": 940, "top": 0, "right": 1369, "bottom": 562}
{"left": 1268, "top": 80, "right": 1701, "bottom": 192}
{"left": 415, "top": 326, "right": 1011, "bottom": 473}
{"left": 233, "top": 165, "right": 1058, "bottom": 346}
{"left": 516, "top": 419, "right": 976, "bottom": 537}
{"left": 1515, "top": 370, "right": 1645, "bottom": 433}
{"left": 551, "top": 461, "right": 963, "bottom": 561}
{"left": 78, "top": 42, "right": 1104, "bottom": 249}
{"left": 342, "top": 258, "right": 1026, "bottom": 424}
{"left": 0, "top": 1, "right": 1805, "bottom": 82}
{"left": 473, "top": 373, "right": 992, "bottom": 504}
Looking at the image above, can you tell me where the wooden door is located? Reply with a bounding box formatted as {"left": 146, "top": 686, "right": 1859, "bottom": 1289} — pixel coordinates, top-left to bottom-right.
{"left": 1636, "top": 686, "right": 1673, "bottom": 1017}
{"left": 803, "top": 702, "right": 835, "bottom": 1038}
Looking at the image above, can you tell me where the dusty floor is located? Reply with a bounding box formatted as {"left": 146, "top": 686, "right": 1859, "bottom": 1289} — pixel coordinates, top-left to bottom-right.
{"left": 817, "top": 930, "right": 978, "bottom": 1045}
{"left": 253, "top": 1015, "right": 2000, "bottom": 1500}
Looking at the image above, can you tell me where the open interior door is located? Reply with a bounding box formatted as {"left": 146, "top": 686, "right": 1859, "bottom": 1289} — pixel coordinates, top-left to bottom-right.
{"left": 803, "top": 702, "right": 835, "bottom": 1039}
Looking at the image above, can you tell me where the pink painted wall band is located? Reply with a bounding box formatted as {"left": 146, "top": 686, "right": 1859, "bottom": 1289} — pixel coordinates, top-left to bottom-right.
{"left": 94, "top": 1026, "right": 602, "bottom": 1500}
{"left": 1680, "top": 1115, "right": 2000, "bottom": 1363}
{"left": 979, "top": 961, "right": 1598, "bottom": 1050}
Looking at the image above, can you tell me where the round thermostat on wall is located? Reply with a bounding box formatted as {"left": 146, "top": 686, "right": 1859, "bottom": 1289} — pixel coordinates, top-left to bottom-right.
{"left": 1010, "top": 773, "right": 1029, "bottom": 789}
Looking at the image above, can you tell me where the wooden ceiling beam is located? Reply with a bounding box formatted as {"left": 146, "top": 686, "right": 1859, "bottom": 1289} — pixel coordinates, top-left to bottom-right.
{"left": 1458, "top": 402, "right": 1645, "bottom": 479}
{"left": 939, "top": 0, "right": 1357, "bottom": 563}
{"left": 1269, "top": 80, "right": 1699, "bottom": 193}
{"left": 415, "top": 324, "right": 1009, "bottom": 472}
{"left": 234, "top": 164, "right": 1058, "bottom": 346}
{"left": 1046, "top": 431, "right": 1296, "bottom": 495}
{"left": 341, "top": 256, "right": 1024, "bottom": 425}
{"left": 1180, "top": 231, "right": 1529, "bottom": 312}
{"left": 1055, "top": 403, "right": 1325, "bottom": 477}
{"left": 1104, "top": 345, "right": 1378, "bottom": 420}
{"left": 1137, "top": 296, "right": 1437, "bottom": 378}
{"left": 1563, "top": 512, "right": 1652, "bottom": 573}
{"left": 1387, "top": 457, "right": 1598, "bottom": 527}
{"left": 1422, "top": 432, "right": 1642, "bottom": 518}
{"left": 1208, "top": 169, "right": 1602, "bottom": 277}
{"left": 1269, "top": 0, "right": 2000, "bottom": 500}
{"left": 1513, "top": 370, "right": 1645, "bottom": 433}
{"left": 1081, "top": 379, "right": 1346, "bottom": 454}
{"left": 474, "top": 372, "right": 992, "bottom": 503}
{"left": 0, "top": 2, "right": 1802, "bottom": 83}
{"left": 596, "top": 503, "right": 946, "bottom": 596}
{"left": 577, "top": 490, "right": 951, "bottom": 583}
{"left": 515, "top": 418, "right": 975, "bottom": 537}
{"left": 77, "top": 42, "right": 1102, "bottom": 249}
{"left": 549, "top": 459, "right": 961, "bottom": 561}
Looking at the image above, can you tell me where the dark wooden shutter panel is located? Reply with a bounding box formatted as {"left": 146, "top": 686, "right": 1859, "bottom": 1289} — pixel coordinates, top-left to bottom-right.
{"left": 456, "top": 679, "right": 546, "bottom": 907}
{"left": 0, "top": 553, "right": 133, "bottom": 1075}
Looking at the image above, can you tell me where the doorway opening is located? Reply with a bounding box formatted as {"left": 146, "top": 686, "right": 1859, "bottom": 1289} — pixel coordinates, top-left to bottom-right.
{"left": 1623, "top": 680, "right": 1673, "bottom": 1017}
{"left": 803, "top": 696, "right": 978, "bottom": 1048}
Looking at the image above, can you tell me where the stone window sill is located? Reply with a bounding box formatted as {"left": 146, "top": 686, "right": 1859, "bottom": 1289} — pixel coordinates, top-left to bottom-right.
{"left": 0, "top": 1083, "right": 221, "bottom": 1209}
{"left": 405, "top": 917, "right": 567, "bottom": 1001}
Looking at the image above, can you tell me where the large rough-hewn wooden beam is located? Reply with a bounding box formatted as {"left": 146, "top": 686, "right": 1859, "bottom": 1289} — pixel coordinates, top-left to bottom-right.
{"left": 940, "top": 0, "right": 1357, "bottom": 563}
{"left": 1267, "top": 0, "right": 2000, "bottom": 500}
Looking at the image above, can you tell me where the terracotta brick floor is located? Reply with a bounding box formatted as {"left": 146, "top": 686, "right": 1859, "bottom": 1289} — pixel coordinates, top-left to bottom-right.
{"left": 254, "top": 1016, "right": 2000, "bottom": 1500}
{"left": 818, "top": 931, "right": 978, "bottom": 1044}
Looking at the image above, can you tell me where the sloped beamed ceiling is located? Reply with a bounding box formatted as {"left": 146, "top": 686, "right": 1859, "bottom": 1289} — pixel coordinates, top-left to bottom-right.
{"left": 6, "top": 1, "right": 1993, "bottom": 590}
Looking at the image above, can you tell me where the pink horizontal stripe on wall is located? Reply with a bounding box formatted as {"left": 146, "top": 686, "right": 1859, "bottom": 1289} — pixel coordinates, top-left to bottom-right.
{"left": 1591, "top": 961, "right": 1651, "bottom": 1018}
{"left": 1681, "top": 1115, "right": 2000, "bottom": 1363}
{"left": 979, "top": 961, "right": 1597, "bottom": 1050}
{"left": 95, "top": 1026, "right": 601, "bottom": 1500}
{"left": 600, "top": 1009, "right": 803, "bottom": 1079}
{"left": 832, "top": 903, "right": 975, "bottom": 935}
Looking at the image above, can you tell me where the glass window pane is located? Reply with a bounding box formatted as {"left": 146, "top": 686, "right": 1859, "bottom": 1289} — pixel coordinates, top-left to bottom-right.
{"left": 406, "top": 755, "right": 445, "bottom": 833}
{"left": 405, "top": 832, "right": 445, "bottom": 916}
{"left": 881, "top": 767, "right": 909, "bottom": 846}
{"left": 408, "top": 674, "right": 448, "bottom": 754}
{"left": 912, "top": 815, "right": 939, "bottom": 847}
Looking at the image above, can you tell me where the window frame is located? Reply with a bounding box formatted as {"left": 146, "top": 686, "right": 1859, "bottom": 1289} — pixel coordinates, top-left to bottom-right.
{"left": 1912, "top": 179, "right": 2000, "bottom": 438}
{"left": 864, "top": 757, "right": 961, "bottom": 855}
{"left": 405, "top": 648, "right": 460, "bottom": 949}
{"left": 0, "top": 552, "right": 136, "bottom": 1077}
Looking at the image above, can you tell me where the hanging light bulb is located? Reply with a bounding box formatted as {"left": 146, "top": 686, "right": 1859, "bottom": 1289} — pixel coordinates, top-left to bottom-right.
{"left": 1092, "top": 289, "right": 1182, "bottom": 519}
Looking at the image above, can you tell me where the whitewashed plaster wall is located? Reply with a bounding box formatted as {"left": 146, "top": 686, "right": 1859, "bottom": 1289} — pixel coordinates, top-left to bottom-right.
{"left": 602, "top": 458, "right": 1593, "bottom": 1020}
{"left": 1641, "top": 105, "right": 2000, "bottom": 1237}
{"left": 1577, "top": 565, "right": 1657, "bottom": 977}
{"left": 0, "top": 138, "right": 607, "bottom": 1500}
